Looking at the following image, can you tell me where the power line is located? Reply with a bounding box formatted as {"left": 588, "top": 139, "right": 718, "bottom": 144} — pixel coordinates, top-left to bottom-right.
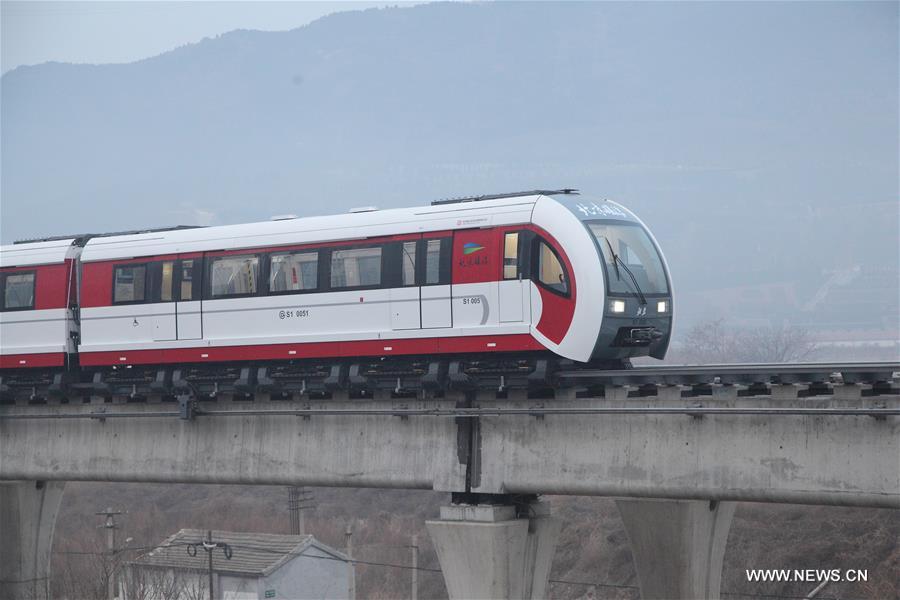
{"left": 0, "top": 576, "right": 49, "bottom": 584}
{"left": 549, "top": 578, "right": 847, "bottom": 600}
{"left": 723, "top": 593, "right": 840, "bottom": 600}
{"left": 58, "top": 540, "right": 444, "bottom": 573}
{"left": 548, "top": 577, "right": 639, "bottom": 591}
{"left": 53, "top": 542, "right": 867, "bottom": 600}
{"left": 199, "top": 542, "right": 445, "bottom": 573}
{"left": 54, "top": 541, "right": 196, "bottom": 556}
{"left": 220, "top": 542, "right": 864, "bottom": 600}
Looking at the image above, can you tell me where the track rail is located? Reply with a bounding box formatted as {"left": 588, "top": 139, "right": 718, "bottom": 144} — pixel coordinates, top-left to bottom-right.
{"left": 557, "top": 361, "right": 900, "bottom": 385}
{"left": 2, "top": 406, "right": 898, "bottom": 420}
{"left": 1, "top": 360, "right": 897, "bottom": 404}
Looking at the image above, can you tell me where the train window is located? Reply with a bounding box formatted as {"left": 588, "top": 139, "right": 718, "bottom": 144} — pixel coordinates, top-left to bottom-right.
{"left": 424, "top": 239, "right": 442, "bottom": 285}
{"left": 270, "top": 251, "right": 318, "bottom": 293}
{"left": 401, "top": 242, "right": 417, "bottom": 286}
{"left": 331, "top": 247, "right": 381, "bottom": 288}
{"left": 179, "top": 260, "right": 196, "bottom": 301}
{"left": 503, "top": 232, "right": 519, "bottom": 279}
{"left": 113, "top": 265, "right": 147, "bottom": 303}
{"left": 210, "top": 255, "right": 259, "bottom": 297}
{"left": 588, "top": 222, "right": 669, "bottom": 295}
{"left": 160, "top": 261, "right": 175, "bottom": 302}
{"left": 536, "top": 241, "right": 569, "bottom": 295}
{"left": 147, "top": 261, "right": 176, "bottom": 303}
{"left": 3, "top": 272, "right": 35, "bottom": 310}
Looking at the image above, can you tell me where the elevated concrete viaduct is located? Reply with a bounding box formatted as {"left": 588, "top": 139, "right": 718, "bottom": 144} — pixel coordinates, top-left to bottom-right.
{"left": 2, "top": 383, "right": 898, "bottom": 599}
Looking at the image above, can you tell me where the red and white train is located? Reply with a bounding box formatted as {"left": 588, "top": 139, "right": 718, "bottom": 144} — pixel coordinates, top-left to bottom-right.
{"left": 1, "top": 190, "right": 672, "bottom": 388}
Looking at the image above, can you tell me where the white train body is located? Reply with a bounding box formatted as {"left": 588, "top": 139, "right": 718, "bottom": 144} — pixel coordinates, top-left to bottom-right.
{"left": 0, "top": 239, "right": 80, "bottom": 368}
{"left": 1, "top": 191, "right": 673, "bottom": 370}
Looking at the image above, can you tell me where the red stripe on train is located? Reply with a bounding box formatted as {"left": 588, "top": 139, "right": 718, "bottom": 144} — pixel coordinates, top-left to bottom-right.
{"left": 0, "top": 352, "right": 67, "bottom": 369}
{"left": 78, "top": 334, "right": 546, "bottom": 367}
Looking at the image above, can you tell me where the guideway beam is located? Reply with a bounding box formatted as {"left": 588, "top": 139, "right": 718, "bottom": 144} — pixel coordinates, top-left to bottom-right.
{"left": 426, "top": 498, "right": 561, "bottom": 600}
{"left": 617, "top": 498, "right": 736, "bottom": 600}
{"left": 0, "top": 481, "right": 66, "bottom": 600}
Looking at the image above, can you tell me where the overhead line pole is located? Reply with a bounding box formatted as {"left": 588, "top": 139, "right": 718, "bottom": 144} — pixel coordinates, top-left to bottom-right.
{"left": 206, "top": 530, "right": 214, "bottom": 600}
{"left": 409, "top": 535, "right": 418, "bottom": 600}
{"left": 187, "top": 531, "right": 232, "bottom": 600}
{"left": 95, "top": 507, "right": 123, "bottom": 600}
{"left": 345, "top": 524, "right": 355, "bottom": 600}
{"left": 287, "top": 487, "right": 315, "bottom": 535}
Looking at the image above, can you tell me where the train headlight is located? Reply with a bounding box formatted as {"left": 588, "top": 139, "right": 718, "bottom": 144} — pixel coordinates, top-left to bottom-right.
{"left": 610, "top": 299, "right": 626, "bottom": 313}
{"left": 657, "top": 300, "right": 668, "bottom": 313}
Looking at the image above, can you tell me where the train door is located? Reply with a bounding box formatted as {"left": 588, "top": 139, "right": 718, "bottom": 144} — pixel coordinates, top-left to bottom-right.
{"left": 152, "top": 260, "right": 177, "bottom": 341}
{"left": 390, "top": 239, "right": 421, "bottom": 330}
{"left": 420, "top": 236, "right": 452, "bottom": 328}
{"left": 175, "top": 257, "right": 202, "bottom": 340}
{"left": 498, "top": 231, "right": 528, "bottom": 323}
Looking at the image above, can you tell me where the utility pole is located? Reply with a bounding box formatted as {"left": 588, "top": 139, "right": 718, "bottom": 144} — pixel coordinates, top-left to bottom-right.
{"left": 186, "top": 530, "right": 232, "bottom": 600}
{"left": 287, "top": 487, "right": 315, "bottom": 535}
{"left": 345, "top": 523, "right": 355, "bottom": 600}
{"left": 409, "top": 534, "right": 418, "bottom": 600}
{"left": 96, "top": 508, "right": 123, "bottom": 600}
{"left": 206, "top": 530, "right": 214, "bottom": 600}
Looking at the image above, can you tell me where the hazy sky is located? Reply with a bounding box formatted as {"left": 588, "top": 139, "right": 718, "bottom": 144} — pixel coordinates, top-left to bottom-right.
{"left": 1, "top": 1, "right": 412, "bottom": 74}
{"left": 2, "top": 1, "right": 896, "bottom": 335}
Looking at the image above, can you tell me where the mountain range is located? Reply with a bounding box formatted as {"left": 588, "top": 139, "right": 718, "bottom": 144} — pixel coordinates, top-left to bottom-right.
{"left": 2, "top": 1, "right": 897, "bottom": 332}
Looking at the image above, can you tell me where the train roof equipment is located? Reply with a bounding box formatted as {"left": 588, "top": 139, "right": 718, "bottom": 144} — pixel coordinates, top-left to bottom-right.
{"left": 430, "top": 188, "right": 579, "bottom": 206}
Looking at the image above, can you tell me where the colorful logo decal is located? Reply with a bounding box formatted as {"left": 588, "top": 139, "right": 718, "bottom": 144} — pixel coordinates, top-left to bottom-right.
{"left": 463, "top": 242, "right": 484, "bottom": 255}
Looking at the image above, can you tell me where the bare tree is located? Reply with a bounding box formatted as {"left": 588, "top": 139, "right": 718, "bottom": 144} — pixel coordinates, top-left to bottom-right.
{"left": 677, "top": 319, "right": 818, "bottom": 364}
{"left": 739, "top": 324, "right": 819, "bottom": 363}
{"left": 120, "top": 566, "right": 207, "bottom": 600}
{"left": 54, "top": 544, "right": 107, "bottom": 600}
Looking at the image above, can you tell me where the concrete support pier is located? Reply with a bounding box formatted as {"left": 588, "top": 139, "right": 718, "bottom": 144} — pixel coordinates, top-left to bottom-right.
{"left": 616, "top": 498, "right": 736, "bottom": 600}
{"left": 426, "top": 500, "right": 561, "bottom": 599}
{"left": 0, "top": 481, "right": 66, "bottom": 600}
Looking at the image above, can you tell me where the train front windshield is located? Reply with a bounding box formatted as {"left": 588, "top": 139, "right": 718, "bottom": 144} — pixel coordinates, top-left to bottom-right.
{"left": 587, "top": 221, "right": 669, "bottom": 295}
